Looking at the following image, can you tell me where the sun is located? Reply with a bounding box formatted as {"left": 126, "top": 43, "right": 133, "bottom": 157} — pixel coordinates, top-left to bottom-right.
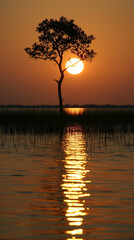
{"left": 66, "top": 58, "right": 84, "bottom": 75}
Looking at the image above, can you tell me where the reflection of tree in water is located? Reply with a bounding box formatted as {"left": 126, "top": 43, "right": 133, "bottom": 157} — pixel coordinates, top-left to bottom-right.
{"left": 61, "top": 126, "right": 91, "bottom": 240}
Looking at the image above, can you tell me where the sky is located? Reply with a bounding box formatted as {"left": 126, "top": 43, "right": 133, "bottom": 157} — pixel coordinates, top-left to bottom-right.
{"left": 0, "top": 0, "right": 134, "bottom": 105}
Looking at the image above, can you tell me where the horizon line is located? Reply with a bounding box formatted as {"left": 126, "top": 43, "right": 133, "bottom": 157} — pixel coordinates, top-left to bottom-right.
{"left": 0, "top": 104, "right": 134, "bottom": 108}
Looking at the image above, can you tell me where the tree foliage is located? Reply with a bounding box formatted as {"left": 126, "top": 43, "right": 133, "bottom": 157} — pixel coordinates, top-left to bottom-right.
{"left": 25, "top": 16, "right": 96, "bottom": 69}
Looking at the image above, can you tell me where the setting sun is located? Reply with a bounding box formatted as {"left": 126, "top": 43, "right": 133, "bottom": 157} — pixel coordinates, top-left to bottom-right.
{"left": 66, "top": 58, "right": 84, "bottom": 75}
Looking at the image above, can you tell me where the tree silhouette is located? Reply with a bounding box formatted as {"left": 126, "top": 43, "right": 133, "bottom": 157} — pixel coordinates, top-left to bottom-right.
{"left": 25, "top": 16, "right": 96, "bottom": 112}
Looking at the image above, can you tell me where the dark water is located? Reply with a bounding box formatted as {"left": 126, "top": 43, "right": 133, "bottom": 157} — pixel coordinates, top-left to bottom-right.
{"left": 0, "top": 110, "right": 134, "bottom": 240}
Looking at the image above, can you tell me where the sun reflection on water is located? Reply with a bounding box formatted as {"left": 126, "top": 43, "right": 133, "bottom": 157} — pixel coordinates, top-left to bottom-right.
{"left": 65, "top": 108, "right": 85, "bottom": 115}
{"left": 61, "top": 127, "right": 90, "bottom": 239}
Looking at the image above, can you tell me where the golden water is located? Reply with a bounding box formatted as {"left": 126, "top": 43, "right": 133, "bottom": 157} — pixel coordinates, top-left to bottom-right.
{"left": 0, "top": 125, "right": 134, "bottom": 239}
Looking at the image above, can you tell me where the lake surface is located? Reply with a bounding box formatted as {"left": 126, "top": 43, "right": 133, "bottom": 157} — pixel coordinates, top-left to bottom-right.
{"left": 0, "top": 109, "right": 134, "bottom": 240}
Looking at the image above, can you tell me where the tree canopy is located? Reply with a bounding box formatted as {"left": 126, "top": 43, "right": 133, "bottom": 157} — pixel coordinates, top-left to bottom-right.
{"left": 25, "top": 16, "right": 96, "bottom": 69}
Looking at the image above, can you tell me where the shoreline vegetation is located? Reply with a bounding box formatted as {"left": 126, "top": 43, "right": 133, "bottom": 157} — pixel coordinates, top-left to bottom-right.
{"left": 0, "top": 106, "right": 134, "bottom": 134}
{"left": 0, "top": 104, "right": 134, "bottom": 108}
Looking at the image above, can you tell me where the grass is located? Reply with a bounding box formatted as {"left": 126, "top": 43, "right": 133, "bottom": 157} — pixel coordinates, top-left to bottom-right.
{"left": 0, "top": 108, "right": 134, "bottom": 134}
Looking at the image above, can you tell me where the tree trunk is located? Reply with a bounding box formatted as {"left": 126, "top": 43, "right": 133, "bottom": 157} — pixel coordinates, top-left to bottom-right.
{"left": 58, "top": 78, "right": 63, "bottom": 113}
{"left": 58, "top": 57, "right": 64, "bottom": 113}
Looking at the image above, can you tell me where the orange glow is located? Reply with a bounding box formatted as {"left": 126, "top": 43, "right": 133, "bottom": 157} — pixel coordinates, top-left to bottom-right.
{"left": 0, "top": 1, "right": 134, "bottom": 105}
{"left": 65, "top": 108, "right": 85, "bottom": 115}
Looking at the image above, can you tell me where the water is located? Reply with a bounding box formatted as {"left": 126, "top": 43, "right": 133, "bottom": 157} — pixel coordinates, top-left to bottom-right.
{"left": 0, "top": 110, "right": 134, "bottom": 240}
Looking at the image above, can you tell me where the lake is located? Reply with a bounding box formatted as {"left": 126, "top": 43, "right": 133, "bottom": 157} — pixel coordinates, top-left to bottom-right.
{"left": 0, "top": 108, "right": 134, "bottom": 240}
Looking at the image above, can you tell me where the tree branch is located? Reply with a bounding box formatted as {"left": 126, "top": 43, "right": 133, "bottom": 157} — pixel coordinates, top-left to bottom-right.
{"left": 63, "top": 59, "right": 81, "bottom": 73}
{"left": 54, "top": 79, "right": 59, "bottom": 83}
{"left": 34, "top": 56, "right": 59, "bottom": 65}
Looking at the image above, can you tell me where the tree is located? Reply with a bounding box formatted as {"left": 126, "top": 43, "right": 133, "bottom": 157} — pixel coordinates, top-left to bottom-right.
{"left": 25, "top": 16, "right": 96, "bottom": 112}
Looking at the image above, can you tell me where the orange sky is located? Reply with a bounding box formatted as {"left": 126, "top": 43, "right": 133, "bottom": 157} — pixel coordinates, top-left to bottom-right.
{"left": 0, "top": 0, "right": 134, "bottom": 105}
